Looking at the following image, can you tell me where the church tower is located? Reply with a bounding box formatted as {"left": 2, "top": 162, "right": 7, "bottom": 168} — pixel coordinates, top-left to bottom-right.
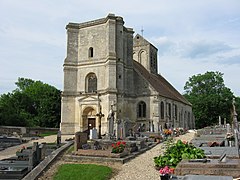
{"left": 60, "top": 14, "right": 134, "bottom": 135}
{"left": 133, "top": 34, "right": 158, "bottom": 74}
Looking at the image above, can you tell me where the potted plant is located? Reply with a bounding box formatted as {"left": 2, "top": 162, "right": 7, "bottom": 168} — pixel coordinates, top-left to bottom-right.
{"left": 159, "top": 166, "right": 174, "bottom": 180}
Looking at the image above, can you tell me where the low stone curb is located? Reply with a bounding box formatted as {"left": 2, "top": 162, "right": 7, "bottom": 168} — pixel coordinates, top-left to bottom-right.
{"left": 22, "top": 141, "right": 73, "bottom": 180}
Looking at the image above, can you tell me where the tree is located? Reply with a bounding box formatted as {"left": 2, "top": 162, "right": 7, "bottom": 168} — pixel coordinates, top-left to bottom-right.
{"left": 0, "top": 78, "right": 61, "bottom": 127}
{"left": 184, "top": 71, "right": 234, "bottom": 128}
{"left": 235, "top": 96, "right": 240, "bottom": 116}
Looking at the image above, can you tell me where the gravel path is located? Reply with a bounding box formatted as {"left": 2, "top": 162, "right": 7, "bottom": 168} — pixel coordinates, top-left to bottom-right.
{"left": 111, "top": 131, "right": 196, "bottom": 180}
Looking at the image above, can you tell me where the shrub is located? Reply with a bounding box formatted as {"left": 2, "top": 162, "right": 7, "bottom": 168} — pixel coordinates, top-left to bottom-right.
{"left": 154, "top": 140, "right": 205, "bottom": 168}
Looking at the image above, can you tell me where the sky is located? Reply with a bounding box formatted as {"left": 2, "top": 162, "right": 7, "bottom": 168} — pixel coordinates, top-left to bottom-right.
{"left": 0, "top": 0, "right": 240, "bottom": 96}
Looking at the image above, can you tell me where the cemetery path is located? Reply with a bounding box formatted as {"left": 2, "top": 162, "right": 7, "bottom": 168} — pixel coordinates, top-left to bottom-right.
{"left": 0, "top": 135, "right": 73, "bottom": 160}
{"left": 111, "top": 131, "right": 196, "bottom": 180}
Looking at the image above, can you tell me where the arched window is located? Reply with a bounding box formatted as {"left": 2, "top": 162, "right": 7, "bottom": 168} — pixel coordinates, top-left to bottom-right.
{"left": 168, "top": 104, "right": 171, "bottom": 119}
{"left": 160, "top": 101, "right": 164, "bottom": 119}
{"left": 85, "top": 73, "right": 97, "bottom": 93}
{"left": 137, "top": 101, "right": 146, "bottom": 118}
{"left": 175, "top": 105, "right": 178, "bottom": 120}
{"left": 89, "top": 47, "right": 93, "bottom": 58}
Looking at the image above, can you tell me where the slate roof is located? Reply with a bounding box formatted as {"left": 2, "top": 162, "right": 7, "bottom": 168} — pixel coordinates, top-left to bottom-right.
{"left": 133, "top": 60, "right": 191, "bottom": 106}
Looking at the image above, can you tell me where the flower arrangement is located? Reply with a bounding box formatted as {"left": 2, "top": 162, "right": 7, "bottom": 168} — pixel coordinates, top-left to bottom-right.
{"left": 164, "top": 129, "right": 172, "bottom": 135}
{"left": 159, "top": 166, "right": 174, "bottom": 176}
{"left": 111, "top": 141, "right": 126, "bottom": 153}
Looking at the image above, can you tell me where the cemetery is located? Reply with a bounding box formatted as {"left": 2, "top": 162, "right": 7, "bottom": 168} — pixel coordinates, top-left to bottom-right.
{"left": 0, "top": 130, "right": 73, "bottom": 180}
{"left": 0, "top": 101, "right": 239, "bottom": 179}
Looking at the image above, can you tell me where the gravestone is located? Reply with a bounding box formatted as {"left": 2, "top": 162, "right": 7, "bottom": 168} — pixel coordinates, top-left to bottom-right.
{"left": 57, "top": 130, "right": 61, "bottom": 146}
{"left": 226, "top": 124, "right": 231, "bottom": 134}
{"left": 218, "top": 116, "right": 221, "bottom": 126}
{"left": 90, "top": 128, "right": 98, "bottom": 140}
{"left": 74, "top": 131, "right": 88, "bottom": 151}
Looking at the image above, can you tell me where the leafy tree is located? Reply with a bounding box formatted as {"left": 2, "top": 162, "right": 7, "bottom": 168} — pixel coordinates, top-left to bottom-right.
{"left": 0, "top": 78, "right": 61, "bottom": 127}
{"left": 184, "top": 71, "right": 234, "bottom": 128}
{"left": 235, "top": 97, "right": 240, "bottom": 116}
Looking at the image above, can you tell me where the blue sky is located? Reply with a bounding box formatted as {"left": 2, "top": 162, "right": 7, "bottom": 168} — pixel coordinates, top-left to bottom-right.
{"left": 0, "top": 0, "right": 240, "bottom": 96}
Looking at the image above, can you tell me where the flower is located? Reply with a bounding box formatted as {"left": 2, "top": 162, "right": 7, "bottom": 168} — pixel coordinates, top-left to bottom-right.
{"left": 164, "top": 129, "right": 172, "bottom": 135}
{"left": 111, "top": 141, "right": 126, "bottom": 153}
{"left": 159, "top": 166, "right": 174, "bottom": 176}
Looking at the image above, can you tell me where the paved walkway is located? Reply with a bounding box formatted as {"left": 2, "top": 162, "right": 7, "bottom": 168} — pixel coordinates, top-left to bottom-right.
{"left": 0, "top": 135, "right": 74, "bottom": 160}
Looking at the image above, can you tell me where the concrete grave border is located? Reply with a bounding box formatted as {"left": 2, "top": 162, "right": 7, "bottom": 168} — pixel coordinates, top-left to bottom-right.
{"left": 22, "top": 141, "right": 73, "bottom": 180}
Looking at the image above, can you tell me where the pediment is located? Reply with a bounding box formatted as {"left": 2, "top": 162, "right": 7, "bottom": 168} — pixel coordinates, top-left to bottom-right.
{"left": 78, "top": 95, "right": 99, "bottom": 102}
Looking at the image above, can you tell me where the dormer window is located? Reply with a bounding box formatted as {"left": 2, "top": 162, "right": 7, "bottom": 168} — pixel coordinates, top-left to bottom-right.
{"left": 89, "top": 47, "right": 93, "bottom": 58}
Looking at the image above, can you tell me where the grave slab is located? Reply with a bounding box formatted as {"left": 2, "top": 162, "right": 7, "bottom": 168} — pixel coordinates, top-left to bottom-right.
{"left": 175, "top": 159, "right": 240, "bottom": 178}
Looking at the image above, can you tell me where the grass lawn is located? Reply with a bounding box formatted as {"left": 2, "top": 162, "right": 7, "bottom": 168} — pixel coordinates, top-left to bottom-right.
{"left": 53, "top": 164, "right": 112, "bottom": 180}
{"left": 39, "top": 131, "right": 57, "bottom": 137}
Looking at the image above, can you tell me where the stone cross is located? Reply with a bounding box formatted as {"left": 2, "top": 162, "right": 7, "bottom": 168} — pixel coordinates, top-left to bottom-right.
{"left": 96, "top": 106, "right": 104, "bottom": 139}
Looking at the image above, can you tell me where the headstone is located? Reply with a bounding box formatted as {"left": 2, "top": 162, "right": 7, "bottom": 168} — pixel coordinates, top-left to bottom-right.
{"left": 40, "top": 143, "right": 46, "bottom": 160}
{"left": 234, "top": 129, "right": 239, "bottom": 149}
{"left": 226, "top": 124, "right": 231, "bottom": 134}
{"left": 90, "top": 128, "right": 98, "bottom": 140}
{"left": 28, "top": 142, "right": 37, "bottom": 171}
{"left": 218, "top": 116, "right": 221, "bottom": 126}
{"left": 116, "top": 119, "right": 126, "bottom": 139}
{"left": 57, "top": 130, "right": 61, "bottom": 145}
{"left": 74, "top": 131, "right": 88, "bottom": 151}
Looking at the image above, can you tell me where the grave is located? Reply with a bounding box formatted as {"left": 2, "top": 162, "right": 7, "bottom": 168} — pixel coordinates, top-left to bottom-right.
{"left": 0, "top": 141, "right": 60, "bottom": 179}
{"left": 0, "top": 136, "right": 23, "bottom": 151}
{"left": 175, "top": 158, "right": 240, "bottom": 178}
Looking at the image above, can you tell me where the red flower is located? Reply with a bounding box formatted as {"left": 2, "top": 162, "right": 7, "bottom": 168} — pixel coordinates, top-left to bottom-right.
{"left": 116, "top": 141, "right": 121, "bottom": 146}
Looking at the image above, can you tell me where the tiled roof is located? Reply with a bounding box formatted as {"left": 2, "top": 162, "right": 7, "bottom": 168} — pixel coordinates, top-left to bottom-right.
{"left": 133, "top": 60, "right": 191, "bottom": 106}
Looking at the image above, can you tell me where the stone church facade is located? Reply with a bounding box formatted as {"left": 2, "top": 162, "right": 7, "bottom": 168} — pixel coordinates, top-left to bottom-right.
{"left": 60, "top": 14, "right": 194, "bottom": 135}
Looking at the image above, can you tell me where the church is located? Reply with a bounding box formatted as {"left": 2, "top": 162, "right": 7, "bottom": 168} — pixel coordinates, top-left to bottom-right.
{"left": 60, "top": 14, "right": 194, "bottom": 136}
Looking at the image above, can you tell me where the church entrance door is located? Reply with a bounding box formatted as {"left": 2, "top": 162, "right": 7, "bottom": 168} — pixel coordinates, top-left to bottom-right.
{"left": 88, "top": 118, "right": 96, "bottom": 133}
